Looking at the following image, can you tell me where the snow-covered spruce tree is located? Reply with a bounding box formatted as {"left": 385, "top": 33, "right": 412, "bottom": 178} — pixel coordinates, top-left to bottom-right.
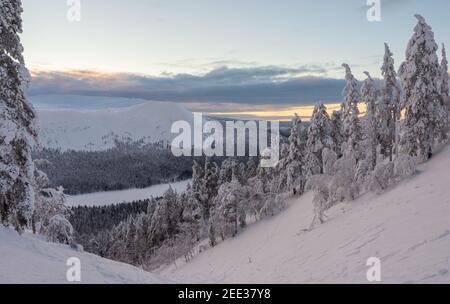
{"left": 329, "top": 142, "right": 359, "bottom": 203}
{"left": 379, "top": 43, "right": 401, "bottom": 160}
{"left": 288, "top": 113, "right": 303, "bottom": 161}
{"left": 398, "top": 15, "right": 442, "bottom": 159}
{"left": 202, "top": 158, "right": 219, "bottom": 219}
{"left": 305, "top": 174, "right": 333, "bottom": 228}
{"left": 189, "top": 160, "right": 208, "bottom": 224}
{"left": 305, "top": 103, "right": 333, "bottom": 175}
{"left": 368, "top": 161, "right": 394, "bottom": 194}
{"left": 245, "top": 157, "right": 259, "bottom": 181}
{"left": 149, "top": 186, "right": 181, "bottom": 245}
{"left": 341, "top": 64, "right": 363, "bottom": 162}
{"left": 32, "top": 163, "right": 73, "bottom": 245}
{"left": 259, "top": 193, "right": 285, "bottom": 219}
{"left": 437, "top": 44, "right": 449, "bottom": 142}
{"left": 246, "top": 175, "right": 267, "bottom": 220}
{"left": 441, "top": 44, "right": 449, "bottom": 109}
{"left": 285, "top": 113, "right": 307, "bottom": 194}
{"left": 179, "top": 183, "right": 203, "bottom": 246}
{"left": 322, "top": 147, "right": 337, "bottom": 175}
{"left": 330, "top": 110, "right": 344, "bottom": 158}
{"left": 44, "top": 214, "right": 74, "bottom": 245}
{"left": 33, "top": 163, "right": 73, "bottom": 244}
{"left": 361, "top": 72, "right": 379, "bottom": 170}
{"left": 210, "top": 176, "right": 248, "bottom": 241}
{"left": 132, "top": 212, "right": 151, "bottom": 265}
{"left": 272, "top": 143, "right": 290, "bottom": 193}
{"left": 0, "top": 0, "right": 37, "bottom": 232}
{"left": 218, "top": 158, "right": 236, "bottom": 184}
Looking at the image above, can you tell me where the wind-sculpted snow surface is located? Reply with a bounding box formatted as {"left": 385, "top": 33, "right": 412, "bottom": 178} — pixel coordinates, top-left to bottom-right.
{"left": 161, "top": 145, "right": 450, "bottom": 284}
{"left": 0, "top": 227, "right": 167, "bottom": 284}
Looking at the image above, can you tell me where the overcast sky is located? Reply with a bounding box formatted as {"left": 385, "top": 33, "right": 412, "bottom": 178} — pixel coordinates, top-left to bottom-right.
{"left": 22, "top": 0, "right": 450, "bottom": 119}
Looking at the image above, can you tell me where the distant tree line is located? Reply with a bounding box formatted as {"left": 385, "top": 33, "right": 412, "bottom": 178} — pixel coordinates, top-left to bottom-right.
{"left": 33, "top": 142, "right": 194, "bottom": 195}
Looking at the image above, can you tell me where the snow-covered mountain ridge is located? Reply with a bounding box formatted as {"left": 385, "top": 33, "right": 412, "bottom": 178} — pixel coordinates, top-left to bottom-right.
{"left": 161, "top": 145, "right": 450, "bottom": 284}
{"left": 31, "top": 95, "right": 193, "bottom": 151}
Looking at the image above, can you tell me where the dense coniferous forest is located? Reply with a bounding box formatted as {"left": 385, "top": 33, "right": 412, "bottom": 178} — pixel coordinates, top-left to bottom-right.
{"left": 33, "top": 142, "right": 194, "bottom": 195}
{"left": 70, "top": 199, "right": 152, "bottom": 253}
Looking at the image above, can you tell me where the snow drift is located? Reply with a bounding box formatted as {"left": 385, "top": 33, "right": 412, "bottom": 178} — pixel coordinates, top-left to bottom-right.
{"left": 0, "top": 227, "right": 166, "bottom": 284}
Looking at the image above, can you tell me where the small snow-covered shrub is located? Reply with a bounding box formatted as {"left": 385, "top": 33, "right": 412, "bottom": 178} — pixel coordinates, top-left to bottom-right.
{"left": 355, "top": 158, "right": 372, "bottom": 192}
{"left": 44, "top": 215, "right": 74, "bottom": 245}
{"left": 369, "top": 155, "right": 417, "bottom": 195}
{"left": 322, "top": 148, "right": 337, "bottom": 175}
{"left": 369, "top": 162, "right": 394, "bottom": 194}
{"left": 259, "top": 194, "right": 286, "bottom": 219}
{"left": 305, "top": 175, "right": 333, "bottom": 227}
{"left": 394, "top": 154, "right": 417, "bottom": 181}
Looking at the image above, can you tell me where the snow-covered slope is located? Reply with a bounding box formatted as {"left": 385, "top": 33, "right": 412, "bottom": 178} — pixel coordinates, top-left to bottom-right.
{"left": 161, "top": 146, "right": 450, "bottom": 284}
{"left": 0, "top": 227, "right": 166, "bottom": 284}
{"left": 31, "top": 95, "right": 193, "bottom": 151}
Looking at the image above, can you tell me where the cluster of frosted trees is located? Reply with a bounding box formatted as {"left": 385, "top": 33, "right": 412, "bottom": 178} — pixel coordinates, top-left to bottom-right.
{"left": 0, "top": 0, "right": 73, "bottom": 243}
{"left": 302, "top": 15, "right": 449, "bottom": 227}
{"left": 89, "top": 157, "right": 284, "bottom": 269}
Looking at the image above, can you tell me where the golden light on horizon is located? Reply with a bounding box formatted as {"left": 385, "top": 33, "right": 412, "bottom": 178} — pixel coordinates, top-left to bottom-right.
{"left": 208, "top": 103, "right": 368, "bottom": 121}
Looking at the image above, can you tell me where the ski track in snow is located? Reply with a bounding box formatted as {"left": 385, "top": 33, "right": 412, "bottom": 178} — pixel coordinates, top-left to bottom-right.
{"left": 160, "top": 145, "right": 450, "bottom": 284}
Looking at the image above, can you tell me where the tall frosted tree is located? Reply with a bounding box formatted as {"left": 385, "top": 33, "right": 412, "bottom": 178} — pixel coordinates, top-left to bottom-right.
{"left": 437, "top": 44, "right": 449, "bottom": 142}
{"left": 149, "top": 186, "right": 181, "bottom": 245}
{"left": 379, "top": 43, "right": 401, "bottom": 160}
{"left": 330, "top": 110, "right": 344, "bottom": 157}
{"left": 441, "top": 44, "right": 449, "bottom": 109}
{"left": 341, "top": 64, "right": 363, "bottom": 161}
{"left": 0, "top": 0, "right": 37, "bottom": 231}
{"left": 398, "top": 15, "right": 442, "bottom": 159}
{"left": 361, "top": 72, "right": 379, "bottom": 170}
{"left": 202, "top": 158, "right": 219, "bottom": 219}
{"left": 211, "top": 176, "right": 247, "bottom": 240}
{"left": 288, "top": 113, "right": 304, "bottom": 161}
{"left": 305, "top": 103, "right": 333, "bottom": 175}
{"left": 287, "top": 113, "right": 306, "bottom": 193}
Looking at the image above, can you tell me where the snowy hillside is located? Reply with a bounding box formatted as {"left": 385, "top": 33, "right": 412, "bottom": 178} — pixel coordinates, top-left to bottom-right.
{"left": 31, "top": 95, "right": 193, "bottom": 151}
{"left": 161, "top": 145, "right": 450, "bottom": 284}
{"left": 0, "top": 227, "right": 166, "bottom": 284}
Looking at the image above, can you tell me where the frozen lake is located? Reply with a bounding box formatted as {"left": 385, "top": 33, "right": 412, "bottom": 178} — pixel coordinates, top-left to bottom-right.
{"left": 66, "top": 179, "right": 191, "bottom": 207}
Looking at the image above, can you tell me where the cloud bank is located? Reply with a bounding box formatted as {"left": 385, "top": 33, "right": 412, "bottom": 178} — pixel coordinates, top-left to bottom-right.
{"left": 28, "top": 66, "right": 346, "bottom": 109}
